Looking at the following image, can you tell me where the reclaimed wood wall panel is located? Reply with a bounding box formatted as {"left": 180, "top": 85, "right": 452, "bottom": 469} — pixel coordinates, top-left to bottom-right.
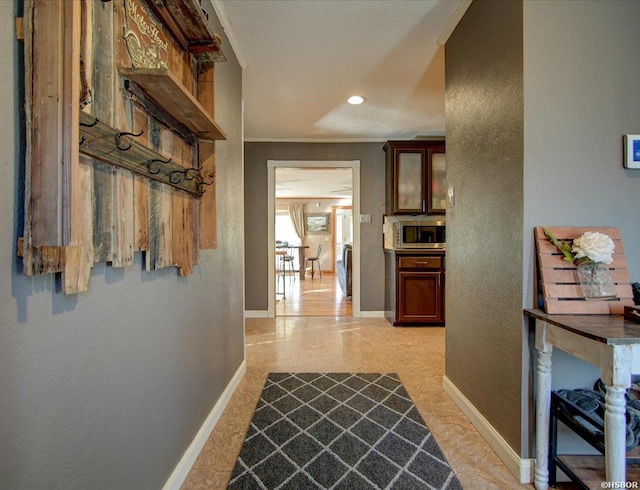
{"left": 113, "top": 169, "right": 135, "bottom": 267}
{"left": 132, "top": 105, "right": 150, "bottom": 252}
{"left": 198, "top": 142, "right": 217, "bottom": 249}
{"left": 197, "top": 66, "right": 217, "bottom": 249}
{"left": 61, "top": 1, "right": 81, "bottom": 248}
{"left": 22, "top": 0, "right": 35, "bottom": 274}
{"left": 27, "top": 0, "right": 80, "bottom": 247}
{"left": 146, "top": 118, "right": 169, "bottom": 271}
{"left": 172, "top": 190, "right": 189, "bottom": 274}
{"left": 63, "top": 155, "right": 94, "bottom": 294}
{"left": 89, "top": 0, "right": 115, "bottom": 265}
{"left": 112, "top": 5, "right": 135, "bottom": 268}
{"left": 92, "top": 162, "right": 114, "bottom": 263}
{"left": 21, "top": 0, "right": 226, "bottom": 293}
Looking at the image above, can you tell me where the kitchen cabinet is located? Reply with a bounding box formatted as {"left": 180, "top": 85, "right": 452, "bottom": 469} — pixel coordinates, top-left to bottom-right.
{"left": 384, "top": 140, "right": 446, "bottom": 215}
{"left": 385, "top": 250, "right": 445, "bottom": 326}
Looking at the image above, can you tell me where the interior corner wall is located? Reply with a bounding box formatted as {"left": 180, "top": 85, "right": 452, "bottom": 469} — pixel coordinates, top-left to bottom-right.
{"left": 444, "top": 0, "right": 524, "bottom": 453}
{"left": 0, "top": 2, "right": 244, "bottom": 489}
{"left": 244, "top": 142, "right": 386, "bottom": 312}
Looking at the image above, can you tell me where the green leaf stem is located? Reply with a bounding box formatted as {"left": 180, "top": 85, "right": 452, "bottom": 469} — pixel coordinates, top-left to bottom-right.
{"left": 543, "top": 227, "right": 576, "bottom": 263}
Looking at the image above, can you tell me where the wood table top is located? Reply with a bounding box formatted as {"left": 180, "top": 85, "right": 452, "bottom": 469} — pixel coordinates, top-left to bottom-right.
{"left": 525, "top": 308, "right": 640, "bottom": 345}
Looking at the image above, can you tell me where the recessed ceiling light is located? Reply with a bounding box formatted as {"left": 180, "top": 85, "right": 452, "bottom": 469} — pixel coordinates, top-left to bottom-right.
{"left": 347, "top": 95, "right": 365, "bottom": 105}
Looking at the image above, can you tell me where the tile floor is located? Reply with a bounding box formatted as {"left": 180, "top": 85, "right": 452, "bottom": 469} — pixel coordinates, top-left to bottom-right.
{"left": 181, "top": 317, "right": 535, "bottom": 489}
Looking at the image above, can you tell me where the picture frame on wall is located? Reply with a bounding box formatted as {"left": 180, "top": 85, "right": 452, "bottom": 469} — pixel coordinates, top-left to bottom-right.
{"left": 304, "top": 213, "right": 330, "bottom": 234}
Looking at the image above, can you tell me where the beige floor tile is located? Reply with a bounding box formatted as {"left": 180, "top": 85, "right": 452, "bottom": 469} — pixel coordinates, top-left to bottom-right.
{"left": 181, "top": 317, "right": 533, "bottom": 490}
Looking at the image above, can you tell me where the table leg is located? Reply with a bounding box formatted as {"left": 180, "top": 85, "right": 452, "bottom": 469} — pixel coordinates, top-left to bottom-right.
{"left": 604, "top": 385, "right": 627, "bottom": 483}
{"left": 299, "top": 248, "right": 306, "bottom": 280}
{"left": 602, "top": 345, "right": 631, "bottom": 484}
{"left": 535, "top": 346, "right": 552, "bottom": 490}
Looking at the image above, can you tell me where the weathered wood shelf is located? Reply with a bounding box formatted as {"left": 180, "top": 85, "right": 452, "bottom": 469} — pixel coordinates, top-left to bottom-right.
{"left": 79, "top": 112, "right": 209, "bottom": 196}
{"left": 119, "top": 67, "right": 227, "bottom": 141}
{"left": 146, "top": 0, "right": 226, "bottom": 64}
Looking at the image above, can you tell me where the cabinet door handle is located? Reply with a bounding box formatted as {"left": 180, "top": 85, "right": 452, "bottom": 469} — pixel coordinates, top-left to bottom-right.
{"left": 415, "top": 261, "right": 430, "bottom": 267}
{"left": 422, "top": 200, "right": 425, "bottom": 212}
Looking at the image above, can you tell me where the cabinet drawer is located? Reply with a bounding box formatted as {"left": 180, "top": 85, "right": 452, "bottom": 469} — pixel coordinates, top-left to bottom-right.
{"left": 398, "top": 256, "right": 442, "bottom": 270}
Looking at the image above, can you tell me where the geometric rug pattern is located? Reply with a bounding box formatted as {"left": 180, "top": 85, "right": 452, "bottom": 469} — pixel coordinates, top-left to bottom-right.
{"left": 227, "top": 373, "right": 463, "bottom": 489}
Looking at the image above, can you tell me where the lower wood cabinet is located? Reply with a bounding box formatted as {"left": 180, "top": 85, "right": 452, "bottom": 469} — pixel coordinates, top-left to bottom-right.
{"left": 385, "top": 251, "right": 445, "bottom": 326}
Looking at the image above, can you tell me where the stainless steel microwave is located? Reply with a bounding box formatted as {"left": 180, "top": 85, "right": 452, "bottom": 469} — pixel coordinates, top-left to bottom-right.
{"left": 393, "top": 221, "right": 446, "bottom": 249}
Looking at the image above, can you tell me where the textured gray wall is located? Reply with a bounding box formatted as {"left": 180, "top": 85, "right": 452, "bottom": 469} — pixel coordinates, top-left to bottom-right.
{"left": 0, "top": 2, "right": 244, "bottom": 488}
{"left": 244, "top": 143, "right": 386, "bottom": 312}
{"left": 445, "top": 0, "right": 524, "bottom": 452}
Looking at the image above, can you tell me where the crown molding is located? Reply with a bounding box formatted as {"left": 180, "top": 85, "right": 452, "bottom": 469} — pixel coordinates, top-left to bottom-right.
{"left": 208, "top": 0, "right": 248, "bottom": 69}
{"left": 437, "top": 0, "right": 473, "bottom": 45}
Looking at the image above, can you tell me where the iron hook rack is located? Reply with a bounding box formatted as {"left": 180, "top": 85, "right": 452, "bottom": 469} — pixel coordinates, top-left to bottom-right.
{"left": 79, "top": 116, "right": 99, "bottom": 128}
{"left": 184, "top": 168, "right": 200, "bottom": 181}
{"left": 115, "top": 129, "right": 144, "bottom": 151}
{"left": 146, "top": 156, "right": 172, "bottom": 174}
{"left": 168, "top": 167, "right": 202, "bottom": 185}
{"left": 197, "top": 179, "right": 214, "bottom": 194}
{"left": 168, "top": 169, "right": 188, "bottom": 185}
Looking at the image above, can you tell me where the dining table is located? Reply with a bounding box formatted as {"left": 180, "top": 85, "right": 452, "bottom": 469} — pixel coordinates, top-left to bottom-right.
{"left": 280, "top": 245, "right": 309, "bottom": 280}
{"left": 275, "top": 244, "right": 310, "bottom": 300}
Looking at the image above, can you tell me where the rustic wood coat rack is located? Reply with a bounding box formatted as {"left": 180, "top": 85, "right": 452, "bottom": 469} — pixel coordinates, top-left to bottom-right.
{"left": 19, "top": 0, "right": 226, "bottom": 293}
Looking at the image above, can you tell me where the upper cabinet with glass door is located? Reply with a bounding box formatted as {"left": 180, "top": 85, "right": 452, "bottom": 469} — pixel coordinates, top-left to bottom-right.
{"left": 384, "top": 140, "right": 446, "bottom": 215}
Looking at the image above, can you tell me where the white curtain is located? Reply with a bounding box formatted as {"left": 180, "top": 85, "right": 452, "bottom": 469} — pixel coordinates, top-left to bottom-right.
{"left": 288, "top": 204, "right": 305, "bottom": 242}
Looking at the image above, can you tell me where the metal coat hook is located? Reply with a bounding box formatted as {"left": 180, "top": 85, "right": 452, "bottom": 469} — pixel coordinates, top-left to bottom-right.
{"left": 168, "top": 167, "right": 200, "bottom": 184}
{"left": 197, "top": 179, "right": 214, "bottom": 194}
{"left": 168, "top": 169, "right": 188, "bottom": 185}
{"left": 79, "top": 136, "right": 86, "bottom": 146}
{"left": 80, "top": 117, "right": 99, "bottom": 128}
{"left": 115, "top": 129, "right": 144, "bottom": 151}
{"left": 146, "top": 156, "right": 171, "bottom": 174}
{"left": 184, "top": 168, "right": 199, "bottom": 181}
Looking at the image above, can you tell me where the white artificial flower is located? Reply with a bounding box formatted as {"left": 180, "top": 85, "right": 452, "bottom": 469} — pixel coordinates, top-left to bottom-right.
{"left": 572, "top": 232, "right": 615, "bottom": 264}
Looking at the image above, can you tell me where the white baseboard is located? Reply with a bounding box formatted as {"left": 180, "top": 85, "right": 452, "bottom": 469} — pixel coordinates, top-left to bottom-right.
{"left": 359, "top": 310, "right": 385, "bottom": 318}
{"left": 442, "top": 375, "right": 534, "bottom": 484}
{"left": 244, "top": 310, "right": 270, "bottom": 318}
{"left": 163, "top": 360, "right": 247, "bottom": 490}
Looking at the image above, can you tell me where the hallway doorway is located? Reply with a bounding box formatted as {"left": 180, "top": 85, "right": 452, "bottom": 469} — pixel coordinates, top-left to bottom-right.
{"left": 267, "top": 160, "right": 361, "bottom": 318}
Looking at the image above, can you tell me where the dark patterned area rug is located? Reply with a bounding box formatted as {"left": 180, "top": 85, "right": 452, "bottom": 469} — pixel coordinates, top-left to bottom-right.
{"left": 227, "top": 373, "right": 463, "bottom": 489}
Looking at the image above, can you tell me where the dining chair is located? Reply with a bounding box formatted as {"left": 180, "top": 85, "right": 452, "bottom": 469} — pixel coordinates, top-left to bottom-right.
{"left": 276, "top": 241, "right": 295, "bottom": 277}
{"left": 305, "top": 244, "right": 322, "bottom": 278}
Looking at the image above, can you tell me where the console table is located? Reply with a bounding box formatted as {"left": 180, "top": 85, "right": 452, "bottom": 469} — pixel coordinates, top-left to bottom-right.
{"left": 525, "top": 308, "right": 640, "bottom": 489}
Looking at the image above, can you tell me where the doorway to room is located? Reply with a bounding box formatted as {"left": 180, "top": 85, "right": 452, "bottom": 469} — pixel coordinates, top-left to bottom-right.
{"left": 267, "top": 160, "right": 361, "bottom": 318}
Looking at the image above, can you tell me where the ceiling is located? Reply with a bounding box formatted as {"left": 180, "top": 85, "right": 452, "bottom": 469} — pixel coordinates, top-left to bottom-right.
{"left": 215, "top": 0, "right": 466, "bottom": 142}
